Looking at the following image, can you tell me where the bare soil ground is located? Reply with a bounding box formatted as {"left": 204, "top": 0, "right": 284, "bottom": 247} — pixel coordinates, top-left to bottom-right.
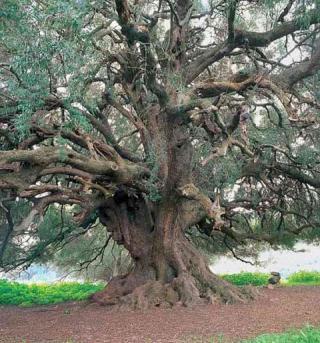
{"left": 0, "top": 286, "right": 320, "bottom": 343}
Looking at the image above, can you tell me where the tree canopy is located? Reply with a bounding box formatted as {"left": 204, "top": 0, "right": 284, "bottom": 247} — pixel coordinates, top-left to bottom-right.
{"left": 1, "top": 0, "right": 320, "bottom": 308}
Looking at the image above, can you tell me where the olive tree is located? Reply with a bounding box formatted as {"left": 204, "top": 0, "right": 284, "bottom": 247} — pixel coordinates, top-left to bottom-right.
{"left": 1, "top": 0, "right": 320, "bottom": 308}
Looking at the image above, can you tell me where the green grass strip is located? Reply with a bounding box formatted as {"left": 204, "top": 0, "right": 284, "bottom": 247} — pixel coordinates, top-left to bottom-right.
{"left": 0, "top": 279, "right": 104, "bottom": 307}
{"left": 242, "top": 326, "right": 320, "bottom": 342}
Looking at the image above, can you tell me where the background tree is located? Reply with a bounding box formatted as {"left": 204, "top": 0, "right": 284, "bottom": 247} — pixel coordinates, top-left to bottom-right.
{"left": 1, "top": 0, "right": 320, "bottom": 308}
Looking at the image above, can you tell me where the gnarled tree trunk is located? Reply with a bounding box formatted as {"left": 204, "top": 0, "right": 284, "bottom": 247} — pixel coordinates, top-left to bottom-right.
{"left": 91, "top": 194, "right": 253, "bottom": 309}
{"left": 91, "top": 111, "right": 254, "bottom": 309}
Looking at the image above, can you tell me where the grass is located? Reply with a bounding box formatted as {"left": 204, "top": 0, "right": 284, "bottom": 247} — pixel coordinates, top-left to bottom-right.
{"left": 222, "top": 271, "right": 320, "bottom": 287}
{"left": 186, "top": 326, "right": 320, "bottom": 342}
{"left": 0, "top": 279, "right": 104, "bottom": 307}
{"left": 242, "top": 326, "right": 320, "bottom": 342}
{"left": 1, "top": 270, "right": 320, "bottom": 307}
{"left": 286, "top": 271, "right": 320, "bottom": 286}
{"left": 221, "top": 272, "right": 269, "bottom": 286}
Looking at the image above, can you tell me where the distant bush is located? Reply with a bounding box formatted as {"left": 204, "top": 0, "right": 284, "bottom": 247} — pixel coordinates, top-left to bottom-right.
{"left": 242, "top": 325, "right": 320, "bottom": 342}
{"left": 286, "top": 271, "right": 320, "bottom": 285}
{"left": 222, "top": 272, "right": 269, "bottom": 286}
{"left": 0, "top": 279, "right": 104, "bottom": 306}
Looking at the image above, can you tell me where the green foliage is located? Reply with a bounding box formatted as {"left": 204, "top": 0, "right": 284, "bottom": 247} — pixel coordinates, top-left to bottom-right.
{"left": 167, "top": 72, "right": 186, "bottom": 92}
{"left": 296, "top": 11, "right": 314, "bottom": 30}
{"left": 63, "top": 106, "right": 93, "bottom": 133}
{"left": 287, "top": 271, "right": 320, "bottom": 285}
{"left": 52, "top": 222, "right": 132, "bottom": 281}
{"left": 243, "top": 326, "right": 320, "bottom": 343}
{"left": 0, "top": 0, "right": 101, "bottom": 139}
{"left": 193, "top": 137, "right": 243, "bottom": 195}
{"left": 0, "top": 279, "right": 104, "bottom": 306}
{"left": 1, "top": 200, "right": 132, "bottom": 279}
{"left": 1, "top": 203, "right": 79, "bottom": 269}
{"left": 13, "top": 108, "right": 32, "bottom": 139}
{"left": 295, "top": 146, "right": 319, "bottom": 166}
{"left": 222, "top": 272, "right": 269, "bottom": 286}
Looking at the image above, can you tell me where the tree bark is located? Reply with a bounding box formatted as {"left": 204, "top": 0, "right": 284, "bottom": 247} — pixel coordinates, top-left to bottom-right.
{"left": 91, "top": 194, "right": 253, "bottom": 309}
{"left": 91, "top": 110, "right": 254, "bottom": 309}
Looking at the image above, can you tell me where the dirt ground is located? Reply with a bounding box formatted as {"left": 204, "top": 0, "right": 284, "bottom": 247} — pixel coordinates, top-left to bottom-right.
{"left": 0, "top": 286, "right": 320, "bottom": 343}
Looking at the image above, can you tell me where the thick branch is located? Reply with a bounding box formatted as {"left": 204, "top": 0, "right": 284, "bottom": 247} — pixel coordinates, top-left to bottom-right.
{"left": 273, "top": 163, "right": 320, "bottom": 188}
{"left": 0, "top": 147, "right": 149, "bottom": 184}
{"left": 275, "top": 39, "right": 320, "bottom": 88}
{"left": 178, "top": 183, "right": 225, "bottom": 229}
{"left": 186, "top": 9, "right": 320, "bottom": 83}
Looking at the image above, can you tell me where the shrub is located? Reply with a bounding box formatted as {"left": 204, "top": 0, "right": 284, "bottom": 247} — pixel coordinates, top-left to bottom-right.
{"left": 287, "top": 271, "right": 320, "bottom": 285}
{"left": 222, "top": 272, "right": 269, "bottom": 286}
{"left": 0, "top": 279, "right": 104, "bottom": 306}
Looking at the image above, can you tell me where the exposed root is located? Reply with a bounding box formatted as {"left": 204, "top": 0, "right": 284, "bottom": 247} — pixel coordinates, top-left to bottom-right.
{"left": 210, "top": 280, "right": 257, "bottom": 304}
{"left": 91, "top": 271, "right": 256, "bottom": 310}
{"left": 91, "top": 233, "right": 256, "bottom": 309}
{"left": 90, "top": 271, "right": 152, "bottom": 306}
{"left": 172, "top": 273, "right": 202, "bottom": 306}
{"left": 119, "top": 281, "right": 179, "bottom": 310}
{"left": 196, "top": 271, "right": 256, "bottom": 304}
